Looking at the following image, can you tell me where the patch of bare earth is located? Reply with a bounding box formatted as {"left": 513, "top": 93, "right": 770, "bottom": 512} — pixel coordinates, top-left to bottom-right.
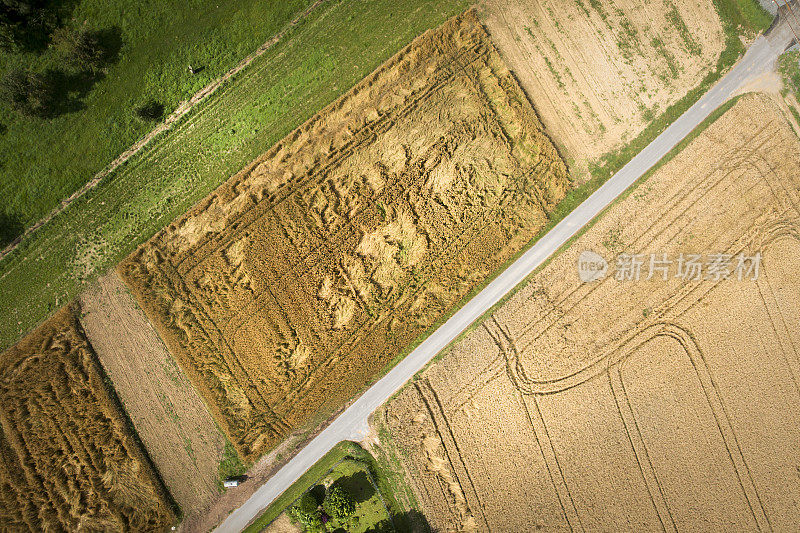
{"left": 480, "top": 0, "right": 725, "bottom": 171}
{"left": 78, "top": 272, "right": 226, "bottom": 526}
{"left": 380, "top": 93, "right": 800, "bottom": 531}
{"left": 264, "top": 514, "right": 301, "bottom": 533}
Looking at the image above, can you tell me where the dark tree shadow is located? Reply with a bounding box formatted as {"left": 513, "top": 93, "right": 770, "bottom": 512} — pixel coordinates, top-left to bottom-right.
{"left": 135, "top": 99, "right": 164, "bottom": 121}
{"left": 364, "top": 510, "right": 433, "bottom": 533}
{"left": 309, "top": 483, "right": 326, "bottom": 506}
{"left": 0, "top": 212, "right": 23, "bottom": 247}
{"left": 1, "top": 0, "right": 82, "bottom": 52}
{"left": 92, "top": 25, "right": 123, "bottom": 67}
{"left": 39, "top": 68, "right": 95, "bottom": 116}
{"left": 332, "top": 471, "right": 376, "bottom": 504}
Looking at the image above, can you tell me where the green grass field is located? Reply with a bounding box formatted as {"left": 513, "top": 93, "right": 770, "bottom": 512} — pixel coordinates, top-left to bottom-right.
{"left": 0, "top": 0, "right": 313, "bottom": 233}
{"left": 0, "top": 0, "right": 471, "bottom": 351}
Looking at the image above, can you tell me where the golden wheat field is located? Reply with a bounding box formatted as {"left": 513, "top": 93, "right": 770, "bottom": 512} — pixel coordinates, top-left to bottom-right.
{"left": 481, "top": 0, "right": 725, "bottom": 166}
{"left": 380, "top": 94, "right": 800, "bottom": 531}
{"left": 0, "top": 306, "right": 175, "bottom": 531}
{"left": 119, "top": 9, "right": 571, "bottom": 461}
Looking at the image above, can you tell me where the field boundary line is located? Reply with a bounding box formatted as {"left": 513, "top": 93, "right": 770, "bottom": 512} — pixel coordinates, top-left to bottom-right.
{"left": 0, "top": 0, "right": 327, "bottom": 262}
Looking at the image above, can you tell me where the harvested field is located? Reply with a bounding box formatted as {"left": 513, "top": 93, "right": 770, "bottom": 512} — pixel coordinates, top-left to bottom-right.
{"left": 0, "top": 306, "right": 175, "bottom": 531}
{"left": 481, "top": 0, "right": 726, "bottom": 165}
{"left": 79, "top": 272, "right": 226, "bottom": 521}
{"left": 381, "top": 93, "right": 800, "bottom": 531}
{"left": 119, "top": 9, "right": 570, "bottom": 461}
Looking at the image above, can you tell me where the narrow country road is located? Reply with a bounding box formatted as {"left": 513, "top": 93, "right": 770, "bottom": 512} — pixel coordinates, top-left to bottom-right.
{"left": 215, "top": 16, "right": 795, "bottom": 533}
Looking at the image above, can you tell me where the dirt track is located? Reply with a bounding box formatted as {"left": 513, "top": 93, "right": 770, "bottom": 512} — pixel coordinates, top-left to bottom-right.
{"left": 79, "top": 273, "right": 226, "bottom": 525}
{"left": 382, "top": 94, "right": 800, "bottom": 531}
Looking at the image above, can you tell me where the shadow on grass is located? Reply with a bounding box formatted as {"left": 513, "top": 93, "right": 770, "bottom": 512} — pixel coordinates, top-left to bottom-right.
{"left": 0, "top": 212, "right": 23, "bottom": 247}
{"left": 363, "top": 509, "right": 432, "bottom": 532}
{"left": 332, "top": 470, "right": 375, "bottom": 504}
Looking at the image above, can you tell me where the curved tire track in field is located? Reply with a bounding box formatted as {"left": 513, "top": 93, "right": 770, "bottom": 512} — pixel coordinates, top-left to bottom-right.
{"left": 0, "top": 0, "right": 326, "bottom": 262}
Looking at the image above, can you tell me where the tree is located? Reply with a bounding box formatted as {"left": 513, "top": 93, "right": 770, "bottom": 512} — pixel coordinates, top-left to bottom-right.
{"left": 323, "top": 485, "right": 356, "bottom": 521}
{"left": 288, "top": 492, "right": 323, "bottom": 531}
{"left": 0, "top": 68, "right": 55, "bottom": 117}
{"left": 0, "top": 0, "right": 55, "bottom": 51}
{"left": 51, "top": 26, "right": 103, "bottom": 71}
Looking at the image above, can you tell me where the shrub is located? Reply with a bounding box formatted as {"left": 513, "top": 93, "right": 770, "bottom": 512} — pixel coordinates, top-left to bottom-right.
{"left": 322, "top": 485, "right": 356, "bottom": 521}
{"left": 51, "top": 26, "right": 104, "bottom": 71}
{"left": 135, "top": 99, "right": 165, "bottom": 121}
{"left": 288, "top": 492, "right": 323, "bottom": 530}
{"left": 0, "top": 68, "right": 56, "bottom": 117}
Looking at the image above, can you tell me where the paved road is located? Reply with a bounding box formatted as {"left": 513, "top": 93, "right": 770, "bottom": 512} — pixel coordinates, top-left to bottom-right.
{"left": 215, "top": 18, "right": 794, "bottom": 533}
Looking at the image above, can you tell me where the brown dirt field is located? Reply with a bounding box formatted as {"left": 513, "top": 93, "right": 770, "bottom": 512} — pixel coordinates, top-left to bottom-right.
{"left": 0, "top": 306, "right": 176, "bottom": 531}
{"left": 480, "top": 0, "right": 725, "bottom": 168}
{"left": 380, "top": 93, "right": 800, "bottom": 531}
{"left": 78, "top": 272, "right": 226, "bottom": 524}
{"left": 118, "top": 9, "right": 571, "bottom": 461}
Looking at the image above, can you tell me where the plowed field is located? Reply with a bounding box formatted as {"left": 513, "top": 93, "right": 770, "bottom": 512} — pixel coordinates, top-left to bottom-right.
{"left": 0, "top": 307, "right": 175, "bottom": 531}
{"left": 119, "top": 10, "right": 570, "bottom": 461}
{"left": 381, "top": 94, "right": 800, "bottom": 531}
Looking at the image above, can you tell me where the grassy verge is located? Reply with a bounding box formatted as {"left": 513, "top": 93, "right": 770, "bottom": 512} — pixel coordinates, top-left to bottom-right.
{"left": 778, "top": 50, "right": 800, "bottom": 95}
{"left": 218, "top": 440, "right": 247, "bottom": 490}
{"left": 0, "top": 0, "right": 471, "bottom": 351}
{"left": 0, "top": 0, "right": 314, "bottom": 231}
{"left": 244, "top": 442, "right": 411, "bottom": 533}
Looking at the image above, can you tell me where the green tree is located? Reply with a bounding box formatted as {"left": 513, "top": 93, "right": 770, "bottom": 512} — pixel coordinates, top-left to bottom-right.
{"left": 323, "top": 485, "right": 356, "bottom": 521}
{"left": 288, "top": 492, "right": 323, "bottom": 531}
{"left": 0, "top": 68, "right": 55, "bottom": 117}
{"left": 51, "top": 26, "right": 104, "bottom": 71}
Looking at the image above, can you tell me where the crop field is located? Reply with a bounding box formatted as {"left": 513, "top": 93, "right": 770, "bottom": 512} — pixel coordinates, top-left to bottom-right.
{"left": 0, "top": 306, "right": 175, "bottom": 531}
{"left": 480, "top": 0, "right": 765, "bottom": 168}
{"left": 79, "top": 273, "right": 227, "bottom": 522}
{"left": 0, "top": 0, "right": 471, "bottom": 356}
{"left": 119, "top": 10, "right": 570, "bottom": 461}
{"left": 380, "top": 94, "right": 800, "bottom": 531}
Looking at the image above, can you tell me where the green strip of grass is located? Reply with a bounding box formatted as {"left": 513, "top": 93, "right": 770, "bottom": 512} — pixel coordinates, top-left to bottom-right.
{"left": 217, "top": 440, "right": 247, "bottom": 491}
{"left": 0, "top": 0, "right": 314, "bottom": 229}
{"left": 242, "top": 442, "right": 354, "bottom": 532}
{"left": 0, "top": 0, "right": 471, "bottom": 351}
{"left": 778, "top": 50, "right": 800, "bottom": 95}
